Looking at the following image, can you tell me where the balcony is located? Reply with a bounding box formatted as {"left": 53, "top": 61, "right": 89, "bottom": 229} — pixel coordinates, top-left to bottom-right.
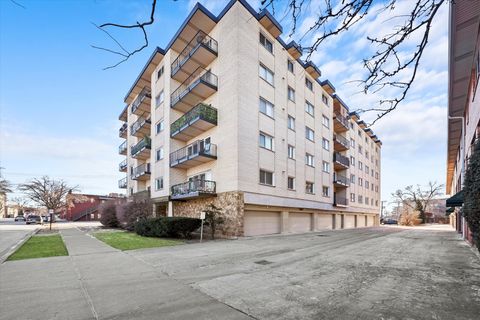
{"left": 170, "top": 141, "right": 217, "bottom": 169}
{"left": 119, "top": 105, "right": 128, "bottom": 122}
{"left": 131, "top": 163, "right": 151, "bottom": 181}
{"left": 131, "top": 117, "right": 151, "bottom": 137}
{"left": 171, "top": 180, "right": 216, "bottom": 200}
{"left": 119, "top": 141, "right": 127, "bottom": 155}
{"left": 171, "top": 103, "right": 217, "bottom": 141}
{"left": 118, "top": 177, "right": 127, "bottom": 189}
{"left": 334, "top": 195, "right": 348, "bottom": 207}
{"left": 171, "top": 67, "right": 218, "bottom": 112}
{"left": 171, "top": 31, "right": 218, "bottom": 83}
{"left": 333, "top": 173, "right": 349, "bottom": 188}
{"left": 119, "top": 123, "right": 127, "bottom": 138}
{"left": 333, "top": 112, "right": 349, "bottom": 132}
{"left": 131, "top": 87, "right": 151, "bottom": 116}
{"left": 131, "top": 137, "right": 151, "bottom": 160}
{"left": 119, "top": 159, "right": 127, "bottom": 172}
{"left": 333, "top": 152, "right": 350, "bottom": 170}
{"left": 333, "top": 134, "right": 349, "bottom": 151}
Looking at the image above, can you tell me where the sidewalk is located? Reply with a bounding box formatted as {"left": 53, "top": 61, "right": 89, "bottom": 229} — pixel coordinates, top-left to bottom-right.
{"left": 0, "top": 228, "right": 251, "bottom": 320}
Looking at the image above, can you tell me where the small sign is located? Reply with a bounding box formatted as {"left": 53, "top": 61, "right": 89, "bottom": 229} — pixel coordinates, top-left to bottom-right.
{"left": 48, "top": 209, "right": 54, "bottom": 214}
{"left": 200, "top": 212, "right": 205, "bottom": 220}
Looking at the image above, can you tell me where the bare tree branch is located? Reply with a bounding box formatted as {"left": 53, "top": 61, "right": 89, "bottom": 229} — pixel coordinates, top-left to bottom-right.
{"left": 9, "top": 0, "right": 26, "bottom": 9}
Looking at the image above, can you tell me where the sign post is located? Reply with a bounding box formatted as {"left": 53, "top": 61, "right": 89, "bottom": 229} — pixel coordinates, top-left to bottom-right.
{"left": 200, "top": 211, "right": 205, "bottom": 242}
{"left": 48, "top": 209, "right": 54, "bottom": 231}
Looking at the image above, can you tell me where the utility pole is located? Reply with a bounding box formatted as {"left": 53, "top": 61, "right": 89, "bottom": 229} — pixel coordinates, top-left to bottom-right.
{"left": 380, "top": 201, "right": 387, "bottom": 219}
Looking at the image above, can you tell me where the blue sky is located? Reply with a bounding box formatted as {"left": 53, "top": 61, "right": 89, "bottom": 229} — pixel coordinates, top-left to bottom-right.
{"left": 0, "top": 0, "right": 448, "bottom": 209}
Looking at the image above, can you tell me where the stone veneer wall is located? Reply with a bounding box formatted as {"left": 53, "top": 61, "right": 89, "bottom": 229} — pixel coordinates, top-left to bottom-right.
{"left": 172, "top": 191, "right": 245, "bottom": 238}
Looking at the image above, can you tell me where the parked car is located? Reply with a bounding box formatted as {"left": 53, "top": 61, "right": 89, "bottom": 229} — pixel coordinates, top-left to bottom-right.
{"left": 26, "top": 215, "right": 41, "bottom": 225}
{"left": 382, "top": 219, "right": 398, "bottom": 225}
{"left": 14, "top": 216, "right": 26, "bottom": 222}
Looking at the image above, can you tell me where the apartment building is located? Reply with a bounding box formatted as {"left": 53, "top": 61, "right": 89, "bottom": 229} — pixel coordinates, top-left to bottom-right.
{"left": 117, "top": 0, "right": 382, "bottom": 237}
{"left": 446, "top": 1, "right": 480, "bottom": 244}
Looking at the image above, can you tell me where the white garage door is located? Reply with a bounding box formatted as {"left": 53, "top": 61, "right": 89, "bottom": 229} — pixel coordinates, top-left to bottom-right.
{"left": 368, "top": 216, "right": 376, "bottom": 226}
{"left": 289, "top": 212, "right": 312, "bottom": 233}
{"left": 317, "top": 214, "right": 332, "bottom": 230}
{"left": 244, "top": 211, "right": 281, "bottom": 236}
{"left": 345, "top": 215, "right": 356, "bottom": 229}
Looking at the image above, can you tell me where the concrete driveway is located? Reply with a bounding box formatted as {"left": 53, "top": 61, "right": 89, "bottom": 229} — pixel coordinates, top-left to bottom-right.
{"left": 1, "top": 225, "right": 479, "bottom": 319}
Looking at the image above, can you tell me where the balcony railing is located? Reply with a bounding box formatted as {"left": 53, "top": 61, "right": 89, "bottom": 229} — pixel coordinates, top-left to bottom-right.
{"left": 119, "top": 159, "right": 127, "bottom": 172}
{"left": 171, "top": 180, "right": 216, "bottom": 200}
{"left": 333, "top": 134, "right": 349, "bottom": 150}
{"left": 119, "top": 141, "right": 127, "bottom": 155}
{"left": 333, "top": 152, "right": 350, "bottom": 168}
{"left": 170, "top": 141, "right": 217, "bottom": 168}
{"left": 131, "top": 87, "right": 151, "bottom": 115}
{"left": 119, "top": 123, "right": 128, "bottom": 138}
{"left": 333, "top": 112, "right": 349, "bottom": 131}
{"left": 170, "top": 103, "right": 217, "bottom": 140}
{"left": 334, "top": 195, "right": 348, "bottom": 206}
{"left": 333, "top": 173, "right": 349, "bottom": 187}
{"left": 118, "top": 177, "right": 127, "bottom": 189}
{"left": 131, "top": 137, "right": 151, "bottom": 159}
{"left": 171, "top": 30, "right": 218, "bottom": 80}
{"left": 170, "top": 67, "right": 218, "bottom": 111}
{"left": 130, "top": 117, "right": 151, "bottom": 137}
{"left": 132, "top": 163, "right": 151, "bottom": 180}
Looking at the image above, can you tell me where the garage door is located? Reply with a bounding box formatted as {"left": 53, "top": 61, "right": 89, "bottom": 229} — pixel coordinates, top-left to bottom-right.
{"left": 289, "top": 213, "right": 312, "bottom": 233}
{"left": 244, "top": 211, "right": 281, "bottom": 236}
{"left": 317, "top": 214, "right": 332, "bottom": 230}
{"left": 345, "top": 215, "right": 355, "bottom": 229}
{"left": 369, "top": 216, "right": 376, "bottom": 226}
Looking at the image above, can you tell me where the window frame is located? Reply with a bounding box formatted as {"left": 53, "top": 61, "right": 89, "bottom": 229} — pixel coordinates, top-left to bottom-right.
{"left": 259, "top": 169, "right": 274, "bottom": 186}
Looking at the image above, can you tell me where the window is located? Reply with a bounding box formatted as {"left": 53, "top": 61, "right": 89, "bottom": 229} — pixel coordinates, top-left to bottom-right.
{"left": 350, "top": 138, "right": 355, "bottom": 148}
{"left": 358, "top": 178, "right": 363, "bottom": 186}
{"left": 305, "top": 153, "right": 314, "bottom": 167}
{"left": 155, "top": 177, "right": 164, "bottom": 190}
{"left": 366, "top": 151, "right": 369, "bottom": 159}
{"left": 322, "top": 186, "right": 329, "bottom": 197}
{"left": 288, "top": 115, "right": 295, "bottom": 130}
{"left": 358, "top": 145, "right": 363, "bottom": 154}
{"left": 305, "top": 181, "right": 314, "bottom": 194}
{"left": 358, "top": 129, "right": 362, "bottom": 137}
{"left": 156, "top": 147, "right": 164, "bottom": 161}
{"left": 305, "top": 78, "right": 313, "bottom": 91}
{"left": 155, "top": 90, "right": 164, "bottom": 107}
{"left": 365, "top": 165, "right": 369, "bottom": 174}
{"left": 375, "top": 185, "right": 379, "bottom": 192}
{"left": 322, "top": 94, "right": 329, "bottom": 105}
{"left": 259, "top": 64, "right": 274, "bottom": 85}
{"left": 288, "top": 86, "right": 296, "bottom": 101}
{"left": 350, "top": 174, "right": 355, "bottom": 184}
{"left": 288, "top": 177, "right": 295, "bottom": 190}
{"left": 322, "top": 161, "right": 330, "bottom": 173}
{"left": 305, "top": 100, "right": 314, "bottom": 116}
{"left": 350, "top": 193, "right": 356, "bottom": 202}
{"left": 350, "top": 121, "right": 354, "bottom": 129}
{"left": 322, "top": 115, "right": 330, "bottom": 128}
{"left": 259, "top": 33, "right": 273, "bottom": 53}
{"left": 156, "top": 119, "right": 164, "bottom": 134}
{"left": 259, "top": 169, "right": 274, "bottom": 186}
{"left": 350, "top": 156, "right": 355, "bottom": 166}
{"left": 358, "top": 195, "right": 363, "bottom": 204}
{"left": 375, "top": 172, "right": 379, "bottom": 179}
{"left": 156, "top": 66, "right": 164, "bottom": 80}
{"left": 259, "top": 97, "right": 274, "bottom": 118}
{"left": 365, "top": 197, "right": 369, "bottom": 205}
{"left": 287, "top": 60, "right": 294, "bottom": 73}
{"left": 259, "top": 132, "right": 274, "bottom": 151}
{"left": 375, "top": 200, "right": 379, "bottom": 207}
{"left": 371, "top": 169, "right": 374, "bottom": 177}
{"left": 288, "top": 145, "right": 295, "bottom": 159}
{"left": 371, "top": 183, "right": 374, "bottom": 191}
{"left": 305, "top": 127, "right": 314, "bottom": 141}
{"left": 365, "top": 181, "right": 369, "bottom": 189}
{"left": 322, "top": 138, "right": 330, "bottom": 151}
{"left": 358, "top": 161, "right": 363, "bottom": 170}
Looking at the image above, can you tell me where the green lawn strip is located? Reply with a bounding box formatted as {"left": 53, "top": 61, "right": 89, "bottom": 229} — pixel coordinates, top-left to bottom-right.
{"left": 93, "top": 231, "right": 183, "bottom": 251}
{"left": 7, "top": 234, "right": 68, "bottom": 261}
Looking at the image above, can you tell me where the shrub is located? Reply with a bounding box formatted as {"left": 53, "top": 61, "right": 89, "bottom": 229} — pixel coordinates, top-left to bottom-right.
{"left": 464, "top": 140, "right": 480, "bottom": 251}
{"left": 99, "top": 202, "right": 119, "bottom": 228}
{"left": 134, "top": 217, "right": 201, "bottom": 239}
{"left": 203, "top": 204, "right": 225, "bottom": 240}
{"left": 399, "top": 209, "right": 421, "bottom": 226}
{"left": 122, "top": 199, "right": 152, "bottom": 231}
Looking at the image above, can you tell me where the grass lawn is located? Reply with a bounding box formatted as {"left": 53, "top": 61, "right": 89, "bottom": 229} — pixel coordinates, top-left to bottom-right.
{"left": 94, "top": 231, "right": 183, "bottom": 251}
{"left": 7, "top": 234, "right": 68, "bottom": 261}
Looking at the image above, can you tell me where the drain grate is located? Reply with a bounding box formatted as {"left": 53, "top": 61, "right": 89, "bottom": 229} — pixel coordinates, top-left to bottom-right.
{"left": 254, "top": 260, "right": 273, "bottom": 265}
{"left": 317, "top": 234, "right": 329, "bottom": 237}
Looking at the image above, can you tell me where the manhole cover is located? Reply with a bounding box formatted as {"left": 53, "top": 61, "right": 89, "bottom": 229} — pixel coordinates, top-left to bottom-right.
{"left": 254, "top": 260, "right": 273, "bottom": 265}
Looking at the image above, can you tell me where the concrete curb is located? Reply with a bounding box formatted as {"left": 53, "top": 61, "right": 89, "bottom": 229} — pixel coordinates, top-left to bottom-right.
{"left": 0, "top": 228, "right": 40, "bottom": 264}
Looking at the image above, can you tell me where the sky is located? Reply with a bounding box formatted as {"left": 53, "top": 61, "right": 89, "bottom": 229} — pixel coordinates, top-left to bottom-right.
{"left": 0, "top": 0, "right": 448, "bottom": 209}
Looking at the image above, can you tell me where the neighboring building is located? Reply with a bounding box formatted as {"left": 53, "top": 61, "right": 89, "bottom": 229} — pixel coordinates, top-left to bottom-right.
{"left": 0, "top": 193, "right": 6, "bottom": 218}
{"left": 117, "top": 0, "right": 382, "bottom": 237}
{"left": 63, "top": 193, "right": 125, "bottom": 221}
{"left": 446, "top": 0, "right": 480, "bottom": 244}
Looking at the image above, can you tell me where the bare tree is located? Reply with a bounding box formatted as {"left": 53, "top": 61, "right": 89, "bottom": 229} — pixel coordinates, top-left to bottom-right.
{"left": 18, "top": 176, "right": 78, "bottom": 211}
{"left": 94, "top": 0, "right": 446, "bottom": 126}
{"left": 392, "top": 181, "right": 444, "bottom": 224}
{"left": 0, "top": 178, "right": 13, "bottom": 194}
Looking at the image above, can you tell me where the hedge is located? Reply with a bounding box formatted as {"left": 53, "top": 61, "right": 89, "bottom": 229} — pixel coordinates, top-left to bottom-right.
{"left": 134, "top": 217, "right": 202, "bottom": 239}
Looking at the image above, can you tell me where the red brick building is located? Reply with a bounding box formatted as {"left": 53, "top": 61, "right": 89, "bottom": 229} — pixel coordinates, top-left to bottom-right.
{"left": 62, "top": 193, "right": 125, "bottom": 221}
